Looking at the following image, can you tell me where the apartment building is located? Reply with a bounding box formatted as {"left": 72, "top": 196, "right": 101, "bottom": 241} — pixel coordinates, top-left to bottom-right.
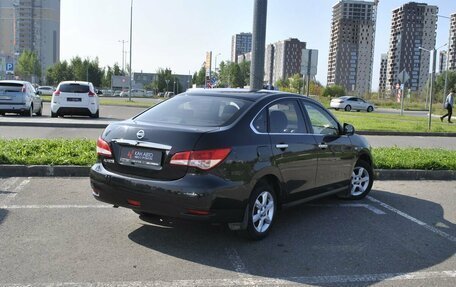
{"left": 327, "top": 0, "right": 379, "bottom": 97}
{"left": 386, "top": 2, "right": 438, "bottom": 92}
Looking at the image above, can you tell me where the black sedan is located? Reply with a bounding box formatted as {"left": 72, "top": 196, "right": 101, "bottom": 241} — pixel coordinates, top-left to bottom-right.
{"left": 90, "top": 89, "right": 374, "bottom": 240}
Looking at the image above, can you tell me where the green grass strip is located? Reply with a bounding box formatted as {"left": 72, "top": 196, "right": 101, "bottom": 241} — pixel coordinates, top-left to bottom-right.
{"left": 1, "top": 139, "right": 456, "bottom": 170}
{"left": 0, "top": 139, "right": 96, "bottom": 166}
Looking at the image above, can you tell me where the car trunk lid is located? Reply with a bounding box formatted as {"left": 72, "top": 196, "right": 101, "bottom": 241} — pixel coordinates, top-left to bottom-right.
{"left": 101, "top": 120, "right": 218, "bottom": 181}
{"left": 0, "top": 83, "right": 25, "bottom": 104}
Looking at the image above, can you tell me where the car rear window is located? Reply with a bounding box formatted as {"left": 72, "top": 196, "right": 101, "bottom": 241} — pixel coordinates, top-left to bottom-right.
{"left": 59, "top": 84, "right": 90, "bottom": 93}
{"left": 135, "top": 94, "right": 252, "bottom": 127}
{"left": 0, "top": 83, "right": 23, "bottom": 92}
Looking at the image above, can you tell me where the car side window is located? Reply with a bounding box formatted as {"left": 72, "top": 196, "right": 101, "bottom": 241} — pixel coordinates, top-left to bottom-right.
{"left": 252, "top": 108, "right": 267, "bottom": 133}
{"left": 268, "top": 100, "right": 306, "bottom": 134}
{"left": 303, "top": 103, "right": 340, "bottom": 136}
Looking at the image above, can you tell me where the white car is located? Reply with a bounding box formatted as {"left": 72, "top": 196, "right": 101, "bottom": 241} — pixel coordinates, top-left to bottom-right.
{"left": 36, "top": 86, "right": 55, "bottom": 96}
{"left": 0, "top": 80, "right": 43, "bottom": 117}
{"left": 120, "top": 89, "right": 146, "bottom": 97}
{"left": 330, "top": 96, "right": 375, "bottom": 112}
{"left": 51, "top": 81, "right": 100, "bottom": 118}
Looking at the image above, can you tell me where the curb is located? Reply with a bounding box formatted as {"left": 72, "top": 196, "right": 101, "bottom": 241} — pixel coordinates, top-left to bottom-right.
{"left": 0, "top": 121, "right": 109, "bottom": 129}
{"left": 1, "top": 165, "right": 455, "bottom": 180}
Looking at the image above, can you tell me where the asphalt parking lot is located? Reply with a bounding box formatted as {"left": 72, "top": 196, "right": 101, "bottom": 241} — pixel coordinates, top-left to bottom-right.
{"left": 0, "top": 179, "right": 454, "bottom": 286}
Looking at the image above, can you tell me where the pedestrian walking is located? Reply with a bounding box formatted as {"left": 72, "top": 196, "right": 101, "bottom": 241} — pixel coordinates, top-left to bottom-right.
{"left": 441, "top": 89, "right": 454, "bottom": 123}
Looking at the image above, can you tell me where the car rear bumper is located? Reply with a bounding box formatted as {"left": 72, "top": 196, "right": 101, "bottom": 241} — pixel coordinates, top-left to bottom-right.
{"left": 0, "top": 103, "right": 29, "bottom": 113}
{"left": 89, "top": 163, "right": 248, "bottom": 223}
{"left": 330, "top": 102, "right": 344, "bottom": 109}
{"left": 51, "top": 102, "right": 98, "bottom": 115}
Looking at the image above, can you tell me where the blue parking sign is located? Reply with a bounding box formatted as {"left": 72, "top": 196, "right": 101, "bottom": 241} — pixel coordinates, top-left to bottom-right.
{"left": 6, "top": 63, "right": 14, "bottom": 72}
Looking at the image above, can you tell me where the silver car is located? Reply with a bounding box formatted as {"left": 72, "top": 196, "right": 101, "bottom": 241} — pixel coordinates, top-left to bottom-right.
{"left": 0, "top": 80, "right": 43, "bottom": 117}
{"left": 330, "top": 96, "right": 375, "bottom": 112}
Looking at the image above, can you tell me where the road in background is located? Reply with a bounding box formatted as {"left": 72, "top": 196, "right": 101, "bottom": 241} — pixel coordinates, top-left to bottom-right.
{"left": 0, "top": 179, "right": 454, "bottom": 286}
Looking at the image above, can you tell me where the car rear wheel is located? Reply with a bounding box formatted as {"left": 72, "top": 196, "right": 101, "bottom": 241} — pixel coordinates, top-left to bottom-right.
{"left": 36, "top": 104, "right": 43, "bottom": 116}
{"left": 344, "top": 105, "right": 352, "bottom": 112}
{"left": 90, "top": 110, "right": 99, "bottom": 119}
{"left": 51, "top": 111, "right": 58, "bottom": 118}
{"left": 367, "top": 106, "right": 374, "bottom": 112}
{"left": 23, "top": 105, "right": 33, "bottom": 117}
{"left": 245, "top": 182, "right": 277, "bottom": 240}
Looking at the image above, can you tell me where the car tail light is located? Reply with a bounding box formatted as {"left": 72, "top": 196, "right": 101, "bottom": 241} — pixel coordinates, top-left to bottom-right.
{"left": 96, "top": 137, "right": 112, "bottom": 157}
{"left": 88, "top": 91, "right": 95, "bottom": 97}
{"left": 53, "top": 90, "right": 61, "bottom": 96}
{"left": 170, "top": 148, "right": 231, "bottom": 170}
{"left": 187, "top": 209, "right": 210, "bottom": 216}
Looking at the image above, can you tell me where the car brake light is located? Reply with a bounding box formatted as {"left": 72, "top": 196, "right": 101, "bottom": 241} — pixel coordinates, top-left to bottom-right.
{"left": 96, "top": 137, "right": 112, "bottom": 157}
{"left": 53, "top": 90, "right": 61, "bottom": 96}
{"left": 88, "top": 91, "right": 95, "bottom": 97}
{"left": 170, "top": 148, "right": 231, "bottom": 170}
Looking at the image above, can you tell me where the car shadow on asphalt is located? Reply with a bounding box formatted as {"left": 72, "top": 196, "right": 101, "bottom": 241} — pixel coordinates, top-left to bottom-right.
{"left": 0, "top": 209, "right": 8, "bottom": 225}
{"left": 127, "top": 189, "right": 455, "bottom": 286}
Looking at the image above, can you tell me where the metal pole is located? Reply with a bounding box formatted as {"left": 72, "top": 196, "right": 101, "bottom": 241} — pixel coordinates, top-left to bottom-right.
{"left": 128, "top": 0, "right": 133, "bottom": 102}
{"left": 306, "top": 50, "right": 311, "bottom": 97}
{"left": 443, "top": 30, "right": 451, "bottom": 103}
{"left": 250, "top": 0, "right": 268, "bottom": 90}
{"left": 428, "top": 49, "right": 437, "bottom": 131}
{"left": 400, "top": 73, "right": 405, "bottom": 116}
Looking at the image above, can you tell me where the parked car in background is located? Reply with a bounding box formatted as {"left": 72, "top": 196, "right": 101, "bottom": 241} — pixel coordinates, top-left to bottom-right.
{"left": 100, "top": 89, "right": 113, "bottom": 97}
{"left": 36, "top": 86, "right": 55, "bottom": 96}
{"left": 120, "top": 89, "right": 146, "bottom": 97}
{"left": 330, "top": 96, "right": 375, "bottom": 112}
{"left": 145, "top": 90, "right": 154, "bottom": 97}
{"left": 90, "top": 89, "right": 374, "bottom": 240}
{"left": 51, "top": 81, "right": 100, "bottom": 118}
{"left": 0, "top": 80, "right": 43, "bottom": 117}
{"left": 113, "top": 90, "right": 122, "bottom": 97}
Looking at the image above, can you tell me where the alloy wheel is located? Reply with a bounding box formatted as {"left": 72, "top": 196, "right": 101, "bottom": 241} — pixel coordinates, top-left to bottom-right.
{"left": 351, "top": 166, "right": 370, "bottom": 196}
{"left": 252, "top": 191, "right": 275, "bottom": 233}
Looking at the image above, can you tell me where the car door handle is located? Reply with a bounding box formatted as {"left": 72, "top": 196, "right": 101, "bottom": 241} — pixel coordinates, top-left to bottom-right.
{"left": 318, "top": 144, "right": 328, "bottom": 149}
{"left": 275, "top": 144, "right": 288, "bottom": 149}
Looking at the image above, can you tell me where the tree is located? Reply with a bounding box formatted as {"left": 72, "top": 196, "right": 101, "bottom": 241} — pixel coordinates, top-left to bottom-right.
{"left": 151, "top": 68, "right": 182, "bottom": 93}
{"left": 239, "top": 61, "right": 250, "bottom": 87}
{"left": 195, "top": 66, "right": 206, "bottom": 87}
{"left": 322, "top": 85, "right": 346, "bottom": 97}
{"left": 15, "top": 50, "right": 41, "bottom": 82}
{"left": 46, "top": 60, "right": 72, "bottom": 85}
{"left": 435, "top": 71, "right": 456, "bottom": 100}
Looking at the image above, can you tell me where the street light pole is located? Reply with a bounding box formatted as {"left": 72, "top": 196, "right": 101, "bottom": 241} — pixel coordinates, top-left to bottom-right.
{"left": 128, "top": 0, "right": 133, "bottom": 102}
{"left": 420, "top": 47, "right": 437, "bottom": 131}
{"left": 118, "top": 40, "right": 128, "bottom": 73}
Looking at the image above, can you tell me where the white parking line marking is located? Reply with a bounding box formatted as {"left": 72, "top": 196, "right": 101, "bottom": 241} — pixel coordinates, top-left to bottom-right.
{"left": 0, "top": 178, "right": 29, "bottom": 205}
{"left": 224, "top": 247, "right": 249, "bottom": 276}
{"left": 306, "top": 203, "right": 386, "bottom": 215}
{"left": 0, "top": 204, "right": 111, "bottom": 209}
{"left": 367, "top": 196, "right": 456, "bottom": 243}
{"left": 0, "top": 177, "right": 19, "bottom": 192}
{"left": 0, "top": 270, "right": 455, "bottom": 286}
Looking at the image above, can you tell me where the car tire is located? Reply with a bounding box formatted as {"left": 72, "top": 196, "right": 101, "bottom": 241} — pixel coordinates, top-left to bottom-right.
{"left": 51, "top": 111, "right": 58, "bottom": 118}
{"left": 90, "top": 110, "right": 99, "bottom": 119}
{"left": 344, "top": 105, "right": 352, "bottom": 112}
{"left": 24, "top": 105, "right": 33, "bottom": 117}
{"left": 339, "top": 160, "right": 373, "bottom": 200}
{"left": 36, "top": 104, "right": 43, "bottom": 116}
{"left": 0, "top": 112, "right": 4, "bottom": 116}
{"left": 244, "top": 182, "right": 277, "bottom": 240}
{"left": 367, "top": 106, "right": 374, "bottom": 112}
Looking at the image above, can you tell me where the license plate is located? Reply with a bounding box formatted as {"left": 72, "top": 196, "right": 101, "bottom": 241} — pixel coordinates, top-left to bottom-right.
{"left": 67, "top": 98, "right": 81, "bottom": 102}
{"left": 0, "top": 96, "right": 11, "bottom": 100}
{"left": 119, "top": 146, "right": 162, "bottom": 168}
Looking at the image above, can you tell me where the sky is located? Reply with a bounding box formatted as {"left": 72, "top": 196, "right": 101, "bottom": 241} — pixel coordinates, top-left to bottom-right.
{"left": 60, "top": 0, "right": 455, "bottom": 90}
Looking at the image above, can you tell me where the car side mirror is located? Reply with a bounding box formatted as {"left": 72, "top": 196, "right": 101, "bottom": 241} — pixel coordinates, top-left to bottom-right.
{"left": 36, "top": 91, "right": 41, "bottom": 95}
{"left": 343, "top": 123, "right": 355, "bottom": 136}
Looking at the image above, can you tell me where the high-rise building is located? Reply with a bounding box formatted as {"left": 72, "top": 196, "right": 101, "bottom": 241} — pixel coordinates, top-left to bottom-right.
{"left": 0, "top": 0, "right": 60, "bottom": 78}
{"left": 449, "top": 13, "right": 456, "bottom": 71}
{"left": 327, "top": 0, "right": 379, "bottom": 97}
{"left": 379, "top": 53, "right": 388, "bottom": 93}
{"left": 264, "top": 38, "right": 306, "bottom": 85}
{"left": 231, "top": 32, "right": 252, "bottom": 63}
{"left": 386, "top": 2, "right": 438, "bottom": 92}
{"left": 439, "top": 51, "right": 447, "bottom": 73}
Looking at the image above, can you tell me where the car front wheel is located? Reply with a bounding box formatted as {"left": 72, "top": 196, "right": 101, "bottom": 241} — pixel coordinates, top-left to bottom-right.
{"left": 367, "top": 106, "right": 374, "bottom": 112}
{"left": 349, "top": 160, "right": 373, "bottom": 199}
{"left": 245, "top": 182, "right": 277, "bottom": 240}
{"left": 345, "top": 105, "right": 352, "bottom": 112}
